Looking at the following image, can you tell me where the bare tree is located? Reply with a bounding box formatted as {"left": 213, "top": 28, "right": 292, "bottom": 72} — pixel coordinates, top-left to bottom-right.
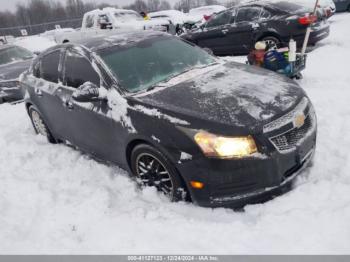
{"left": 159, "top": 1, "right": 172, "bottom": 10}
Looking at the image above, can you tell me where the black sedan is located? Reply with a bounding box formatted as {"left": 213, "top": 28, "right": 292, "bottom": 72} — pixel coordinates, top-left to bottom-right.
{"left": 181, "top": 0, "right": 330, "bottom": 55}
{"left": 334, "top": 0, "right": 350, "bottom": 12}
{"left": 0, "top": 45, "right": 33, "bottom": 104}
{"left": 20, "top": 31, "right": 317, "bottom": 208}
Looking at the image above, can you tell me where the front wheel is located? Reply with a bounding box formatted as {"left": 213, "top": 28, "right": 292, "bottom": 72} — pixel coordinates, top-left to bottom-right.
{"left": 28, "top": 106, "right": 56, "bottom": 143}
{"left": 131, "top": 144, "right": 187, "bottom": 202}
{"left": 260, "top": 36, "right": 281, "bottom": 50}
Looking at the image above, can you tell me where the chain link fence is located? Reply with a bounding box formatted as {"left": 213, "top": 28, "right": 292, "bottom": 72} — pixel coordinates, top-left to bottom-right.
{"left": 0, "top": 18, "right": 83, "bottom": 38}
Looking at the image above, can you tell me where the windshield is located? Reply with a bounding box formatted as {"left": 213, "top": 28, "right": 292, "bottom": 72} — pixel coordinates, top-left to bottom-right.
{"left": 99, "top": 36, "right": 216, "bottom": 93}
{"left": 0, "top": 46, "right": 33, "bottom": 66}
{"left": 114, "top": 11, "right": 144, "bottom": 22}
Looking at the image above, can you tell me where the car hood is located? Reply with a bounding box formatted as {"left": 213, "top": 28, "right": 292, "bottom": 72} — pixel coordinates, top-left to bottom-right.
{"left": 133, "top": 62, "right": 306, "bottom": 133}
{"left": 0, "top": 59, "right": 32, "bottom": 81}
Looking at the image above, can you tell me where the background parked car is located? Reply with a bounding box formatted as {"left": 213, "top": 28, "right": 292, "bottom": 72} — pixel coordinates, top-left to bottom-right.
{"left": 13, "top": 35, "right": 56, "bottom": 54}
{"left": 0, "top": 35, "right": 15, "bottom": 45}
{"left": 182, "top": 1, "right": 330, "bottom": 55}
{"left": 55, "top": 8, "right": 172, "bottom": 43}
{"left": 40, "top": 28, "right": 76, "bottom": 42}
{"left": 188, "top": 5, "right": 227, "bottom": 22}
{"left": 333, "top": 0, "right": 350, "bottom": 11}
{"left": 0, "top": 45, "right": 33, "bottom": 104}
{"left": 149, "top": 10, "right": 187, "bottom": 34}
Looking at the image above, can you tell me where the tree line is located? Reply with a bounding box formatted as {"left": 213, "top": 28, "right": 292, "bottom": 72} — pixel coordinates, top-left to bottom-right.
{"left": 0, "top": 0, "right": 242, "bottom": 35}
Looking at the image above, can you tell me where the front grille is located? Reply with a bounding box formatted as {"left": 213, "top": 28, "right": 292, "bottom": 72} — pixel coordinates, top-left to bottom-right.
{"left": 270, "top": 113, "right": 314, "bottom": 152}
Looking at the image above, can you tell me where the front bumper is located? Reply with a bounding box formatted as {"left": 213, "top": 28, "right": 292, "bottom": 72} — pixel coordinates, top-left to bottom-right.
{"left": 176, "top": 100, "right": 317, "bottom": 208}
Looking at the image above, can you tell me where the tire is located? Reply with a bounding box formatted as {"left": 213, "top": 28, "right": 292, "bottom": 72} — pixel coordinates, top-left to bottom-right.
{"left": 260, "top": 36, "right": 281, "bottom": 50}
{"left": 348, "top": 5, "right": 350, "bottom": 12}
{"left": 28, "top": 106, "right": 56, "bottom": 143}
{"left": 130, "top": 144, "right": 188, "bottom": 202}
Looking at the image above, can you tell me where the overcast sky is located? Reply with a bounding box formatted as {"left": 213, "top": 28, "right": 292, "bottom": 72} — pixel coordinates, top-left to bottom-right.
{"left": 0, "top": 0, "right": 184, "bottom": 11}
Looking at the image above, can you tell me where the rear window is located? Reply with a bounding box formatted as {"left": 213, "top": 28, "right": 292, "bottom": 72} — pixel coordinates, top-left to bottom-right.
{"left": 236, "top": 7, "right": 262, "bottom": 23}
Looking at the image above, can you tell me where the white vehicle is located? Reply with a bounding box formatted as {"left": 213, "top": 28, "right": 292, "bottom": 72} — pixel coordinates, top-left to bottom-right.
{"left": 149, "top": 10, "right": 188, "bottom": 34}
{"left": 40, "top": 28, "right": 76, "bottom": 42}
{"left": 188, "top": 5, "right": 227, "bottom": 23}
{"left": 56, "top": 8, "right": 171, "bottom": 44}
{"left": 0, "top": 36, "right": 15, "bottom": 45}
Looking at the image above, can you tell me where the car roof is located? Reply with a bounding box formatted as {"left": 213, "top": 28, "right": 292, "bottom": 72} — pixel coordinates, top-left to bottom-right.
{"left": 74, "top": 30, "right": 168, "bottom": 52}
{"left": 237, "top": 0, "right": 312, "bottom": 12}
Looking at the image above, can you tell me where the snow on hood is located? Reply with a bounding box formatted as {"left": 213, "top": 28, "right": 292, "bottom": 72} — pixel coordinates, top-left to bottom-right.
{"left": 136, "top": 62, "right": 305, "bottom": 130}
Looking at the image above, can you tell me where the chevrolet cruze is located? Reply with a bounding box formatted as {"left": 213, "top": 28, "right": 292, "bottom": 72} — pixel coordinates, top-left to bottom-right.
{"left": 20, "top": 31, "right": 317, "bottom": 208}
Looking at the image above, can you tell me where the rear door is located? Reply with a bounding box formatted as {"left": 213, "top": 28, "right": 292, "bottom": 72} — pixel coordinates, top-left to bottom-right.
{"left": 196, "top": 10, "right": 232, "bottom": 54}
{"left": 226, "top": 6, "right": 263, "bottom": 54}
{"left": 29, "top": 49, "right": 68, "bottom": 137}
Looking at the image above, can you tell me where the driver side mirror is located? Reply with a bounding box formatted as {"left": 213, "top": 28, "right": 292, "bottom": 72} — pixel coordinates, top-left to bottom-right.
{"left": 72, "top": 82, "right": 103, "bottom": 103}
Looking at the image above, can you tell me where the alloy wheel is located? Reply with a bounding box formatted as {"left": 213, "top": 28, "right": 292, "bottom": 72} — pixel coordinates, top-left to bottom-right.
{"left": 31, "top": 110, "right": 48, "bottom": 137}
{"left": 262, "top": 38, "right": 279, "bottom": 50}
{"left": 135, "top": 153, "right": 174, "bottom": 196}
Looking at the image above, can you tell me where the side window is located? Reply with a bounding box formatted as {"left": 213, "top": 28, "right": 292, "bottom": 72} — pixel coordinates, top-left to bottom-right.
{"left": 32, "top": 60, "right": 41, "bottom": 78}
{"left": 40, "top": 50, "right": 61, "bottom": 83}
{"left": 260, "top": 8, "right": 272, "bottom": 19}
{"left": 206, "top": 11, "right": 231, "bottom": 28}
{"left": 85, "top": 15, "right": 94, "bottom": 28}
{"left": 236, "top": 7, "right": 262, "bottom": 23}
{"left": 64, "top": 50, "right": 100, "bottom": 88}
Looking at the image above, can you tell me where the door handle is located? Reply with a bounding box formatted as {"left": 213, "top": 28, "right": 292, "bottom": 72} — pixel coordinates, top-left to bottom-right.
{"left": 35, "top": 88, "right": 43, "bottom": 97}
{"left": 222, "top": 29, "right": 229, "bottom": 34}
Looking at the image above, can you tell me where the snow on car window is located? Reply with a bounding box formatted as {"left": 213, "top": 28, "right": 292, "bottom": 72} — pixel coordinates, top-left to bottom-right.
{"left": 99, "top": 36, "right": 216, "bottom": 93}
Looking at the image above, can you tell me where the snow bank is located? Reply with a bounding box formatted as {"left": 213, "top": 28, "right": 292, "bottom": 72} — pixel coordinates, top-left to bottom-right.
{"left": 13, "top": 36, "right": 56, "bottom": 53}
{"left": 0, "top": 14, "right": 350, "bottom": 254}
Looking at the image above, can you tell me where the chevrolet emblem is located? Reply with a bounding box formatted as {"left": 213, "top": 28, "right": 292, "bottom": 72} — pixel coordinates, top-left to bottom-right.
{"left": 294, "top": 114, "right": 306, "bottom": 128}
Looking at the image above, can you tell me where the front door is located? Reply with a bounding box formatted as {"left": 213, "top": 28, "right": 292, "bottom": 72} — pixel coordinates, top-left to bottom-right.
{"left": 196, "top": 10, "right": 233, "bottom": 54}
{"left": 56, "top": 47, "right": 118, "bottom": 162}
{"left": 226, "top": 6, "right": 263, "bottom": 54}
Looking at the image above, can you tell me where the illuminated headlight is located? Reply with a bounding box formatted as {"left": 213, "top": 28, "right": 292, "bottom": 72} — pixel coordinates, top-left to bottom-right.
{"left": 194, "top": 132, "right": 258, "bottom": 158}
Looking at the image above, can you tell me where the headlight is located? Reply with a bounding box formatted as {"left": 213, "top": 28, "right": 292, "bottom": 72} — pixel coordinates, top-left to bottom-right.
{"left": 194, "top": 132, "right": 258, "bottom": 158}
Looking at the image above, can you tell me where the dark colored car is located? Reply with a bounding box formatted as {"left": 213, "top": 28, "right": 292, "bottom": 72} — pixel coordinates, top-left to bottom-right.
{"left": 0, "top": 45, "right": 33, "bottom": 104}
{"left": 21, "top": 31, "right": 317, "bottom": 208}
{"left": 334, "top": 0, "right": 350, "bottom": 12}
{"left": 181, "top": 0, "right": 330, "bottom": 55}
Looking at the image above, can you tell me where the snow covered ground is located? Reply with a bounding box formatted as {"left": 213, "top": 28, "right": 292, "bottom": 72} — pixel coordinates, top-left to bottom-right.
{"left": 0, "top": 14, "right": 350, "bottom": 254}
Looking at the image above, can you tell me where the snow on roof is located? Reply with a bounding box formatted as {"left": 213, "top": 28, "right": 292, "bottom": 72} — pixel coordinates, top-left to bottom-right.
{"left": 189, "top": 5, "right": 227, "bottom": 14}
{"left": 85, "top": 7, "right": 138, "bottom": 16}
